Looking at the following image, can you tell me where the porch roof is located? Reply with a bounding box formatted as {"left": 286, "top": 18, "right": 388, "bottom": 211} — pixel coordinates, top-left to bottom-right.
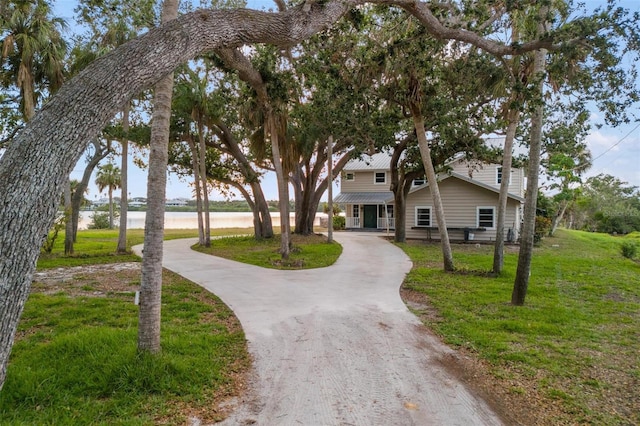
{"left": 334, "top": 192, "right": 393, "bottom": 204}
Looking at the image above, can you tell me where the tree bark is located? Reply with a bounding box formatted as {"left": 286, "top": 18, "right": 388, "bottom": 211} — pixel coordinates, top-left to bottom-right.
{"left": 412, "top": 108, "right": 455, "bottom": 271}
{"left": 117, "top": 103, "right": 130, "bottom": 253}
{"left": 389, "top": 138, "right": 422, "bottom": 244}
{"left": 198, "top": 122, "right": 211, "bottom": 247}
{"left": 550, "top": 199, "right": 569, "bottom": 236}
{"left": 137, "top": 0, "right": 179, "bottom": 354}
{"left": 108, "top": 186, "right": 114, "bottom": 229}
{"left": 327, "top": 135, "right": 333, "bottom": 242}
{"left": 512, "top": 9, "right": 548, "bottom": 306}
{"left": 64, "top": 179, "right": 74, "bottom": 255}
{"left": 492, "top": 108, "right": 519, "bottom": 274}
{"left": 269, "top": 112, "right": 291, "bottom": 259}
{"left": 189, "top": 137, "right": 206, "bottom": 245}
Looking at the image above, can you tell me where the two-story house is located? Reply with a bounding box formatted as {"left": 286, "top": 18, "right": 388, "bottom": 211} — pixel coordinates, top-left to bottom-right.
{"left": 334, "top": 152, "right": 525, "bottom": 242}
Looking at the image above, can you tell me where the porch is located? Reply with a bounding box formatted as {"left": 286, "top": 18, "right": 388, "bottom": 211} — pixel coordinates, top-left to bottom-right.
{"left": 334, "top": 191, "right": 395, "bottom": 231}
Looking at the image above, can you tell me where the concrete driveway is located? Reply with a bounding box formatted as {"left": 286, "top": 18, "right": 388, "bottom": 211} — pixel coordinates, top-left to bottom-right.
{"left": 149, "top": 232, "right": 503, "bottom": 425}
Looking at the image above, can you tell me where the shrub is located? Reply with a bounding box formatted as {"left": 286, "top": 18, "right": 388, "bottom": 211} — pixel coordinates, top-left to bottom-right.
{"left": 534, "top": 216, "right": 552, "bottom": 244}
{"left": 621, "top": 241, "right": 638, "bottom": 259}
{"left": 41, "top": 212, "right": 66, "bottom": 253}
{"left": 88, "top": 207, "right": 119, "bottom": 229}
{"left": 333, "top": 215, "right": 345, "bottom": 230}
{"left": 323, "top": 202, "right": 342, "bottom": 215}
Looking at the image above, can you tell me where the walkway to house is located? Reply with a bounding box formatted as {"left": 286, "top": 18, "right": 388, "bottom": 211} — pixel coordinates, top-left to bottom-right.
{"left": 150, "top": 233, "right": 503, "bottom": 425}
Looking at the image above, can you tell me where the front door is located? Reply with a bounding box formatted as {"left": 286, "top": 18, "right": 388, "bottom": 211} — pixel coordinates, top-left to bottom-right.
{"left": 363, "top": 205, "right": 377, "bottom": 228}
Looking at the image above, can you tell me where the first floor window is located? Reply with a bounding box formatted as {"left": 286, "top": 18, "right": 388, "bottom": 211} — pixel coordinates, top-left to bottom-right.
{"left": 378, "top": 204, "right": 394, "bottom": 218}
{"left": 415, "top": 206, "right": 431, "bottom": 227}
{"left": 478, "top": 207, "right": 495, "bottom": 228}
{"left": 353, "top": 204, "right": 359, "bottom": 218}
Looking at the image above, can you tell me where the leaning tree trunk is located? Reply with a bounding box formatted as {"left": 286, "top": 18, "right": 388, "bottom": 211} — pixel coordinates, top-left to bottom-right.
{"left": 513, "top": 11, "right": 548, "bottom": 306}
{"left": 117, "top": 103, "right": 130, "bottom": 253}
{"left": 72, "top": 140, "right": 109, "bottom": 241}
{"left": 412, "top": 108, "right": 454, "bottom": 272}
{"left": 64, "top": 179, "right": 74, "bottom": 255}
{"left": 493, "top": 108, "right": 519, "bottom": 274}
{"left": 250, "top": 181, "right": 274, "bottom": 238}
{"left": 549, "top": 199, "right": 569, "bottom": 236}
{"left": 137, "top": 0, "right": 180, "bottom": 354}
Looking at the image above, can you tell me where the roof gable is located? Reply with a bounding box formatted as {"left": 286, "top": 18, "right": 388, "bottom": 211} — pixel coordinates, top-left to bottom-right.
{"left": 409, "top": 172, "right": 524, "bottom": 202}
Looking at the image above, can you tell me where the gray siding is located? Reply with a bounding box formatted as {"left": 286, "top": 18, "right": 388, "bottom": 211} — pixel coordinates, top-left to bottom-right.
{"left": 450, "top": 159, "right": 525, "bottom": 197}
{"left": 341, "top": 170, "right": 389, "bottom": 193}
{"left": 404, "top": 177, "right": 521, "bottom": 241}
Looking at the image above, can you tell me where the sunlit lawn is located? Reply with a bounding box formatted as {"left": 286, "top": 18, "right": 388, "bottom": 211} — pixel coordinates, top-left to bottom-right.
{"left": 398, "top": 229, "right": 640, "bottom": 425}
{"left": 193, "top": 233, "right": 342, "bottom": 269}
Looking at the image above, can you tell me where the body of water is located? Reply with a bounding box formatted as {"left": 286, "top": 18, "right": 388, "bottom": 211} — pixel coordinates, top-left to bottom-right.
{"left": 78, "top": 211, "right": 323, "bottom": 230}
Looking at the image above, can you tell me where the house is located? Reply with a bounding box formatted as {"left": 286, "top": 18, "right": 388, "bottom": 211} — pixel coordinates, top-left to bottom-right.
{"left": 334, "top": 152, "right": 525, "bottom": 242}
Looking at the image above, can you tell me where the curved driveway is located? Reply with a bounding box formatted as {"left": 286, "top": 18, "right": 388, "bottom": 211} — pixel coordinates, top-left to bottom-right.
{"left": 150, "top": 232, "right": 503, "bottom": 425}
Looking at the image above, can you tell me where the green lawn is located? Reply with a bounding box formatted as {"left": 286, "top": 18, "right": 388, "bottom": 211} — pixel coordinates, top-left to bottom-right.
{"left": 1, "top": 269, "right": 248, "bottom": 425}
{"left": 37, "top": 228, "right": 254, "bottom": 269}
{"left": 0, "top": 228, "right": 255, "bottom": 424}
{"left": 193, "top": 233, "right": 342, "bottom": 269}
{"left": 399, "top": 229, "right": 639, "bottom": 425}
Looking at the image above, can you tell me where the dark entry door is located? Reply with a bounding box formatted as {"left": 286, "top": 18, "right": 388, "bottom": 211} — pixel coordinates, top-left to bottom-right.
{"left": 363, "top": 205, "right": 377, "bottom": 228}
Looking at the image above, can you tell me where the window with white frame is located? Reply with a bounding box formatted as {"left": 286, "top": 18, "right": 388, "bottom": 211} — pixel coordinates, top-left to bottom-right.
{"left": 412, "top": 176, "right": 426, "bottom": 186}
{"left": 415, "top": 206, "right": 431, "bottom": 227}
{"left": 477, "top": 207, "right": 495, "bottom": 228}
{"left": 374, "top": 171, "right": 386, "bottom": 184}
{"left": 353, "top": 204, "right": 359, "bottom": 218}
{"left": 344, "top": 172, "right": 355, "bottom": 181}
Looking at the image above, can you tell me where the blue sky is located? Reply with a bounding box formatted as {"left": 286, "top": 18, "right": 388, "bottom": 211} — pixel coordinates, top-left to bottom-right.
{"left": 52, "top": 0, "right": 639, "bottom": 201}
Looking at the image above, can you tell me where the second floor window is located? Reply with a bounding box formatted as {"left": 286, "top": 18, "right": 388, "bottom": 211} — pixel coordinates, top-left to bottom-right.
{"left": 374, "top": 172, "right": 386, "bottom": 184}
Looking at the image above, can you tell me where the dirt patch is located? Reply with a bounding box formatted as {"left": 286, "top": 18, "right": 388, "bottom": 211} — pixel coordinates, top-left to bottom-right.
{"left": 32, "top": 263, "right": 141, "bottom": 297}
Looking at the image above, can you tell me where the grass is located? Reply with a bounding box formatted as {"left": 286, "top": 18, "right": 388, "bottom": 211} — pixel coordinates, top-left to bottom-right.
{"left": 193, "top": 233, "right": 342, "bottom": 269}
{"left": 37, "top": 228, "right": 254, "bottom": 269}
{"left": 1, "top": 268, "right": 248, "bottom": 425}
{"left": 398, "top": 229, "right": 640, "bottom": 425}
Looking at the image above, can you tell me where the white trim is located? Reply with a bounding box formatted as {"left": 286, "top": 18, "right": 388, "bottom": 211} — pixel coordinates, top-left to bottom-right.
{"left": 373, "top": 171, "right": 386, "bottom": 185}
{"left": 415, "top": 206, "right": 432, "bottom": 227}
{"left": 477, "top": 206, "right": 496, "bottom": 229}
{"left": 412, "top": 177, "right": 426, "bottom": 187}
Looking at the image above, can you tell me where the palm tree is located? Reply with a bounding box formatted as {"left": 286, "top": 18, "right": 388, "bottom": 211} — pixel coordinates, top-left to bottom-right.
{"left": 138, "top": 0, "right": 179, "bottom": 354}
{"left": 0, "top": 0, "right": 67, "bottom": 121}
{"left": 95, "top": 162, "right": 121, "bottom": 229}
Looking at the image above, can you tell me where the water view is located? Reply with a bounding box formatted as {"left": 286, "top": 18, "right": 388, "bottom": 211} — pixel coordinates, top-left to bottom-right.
{"left": 78, "top": 211, "right": 319, "bottom": 230}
